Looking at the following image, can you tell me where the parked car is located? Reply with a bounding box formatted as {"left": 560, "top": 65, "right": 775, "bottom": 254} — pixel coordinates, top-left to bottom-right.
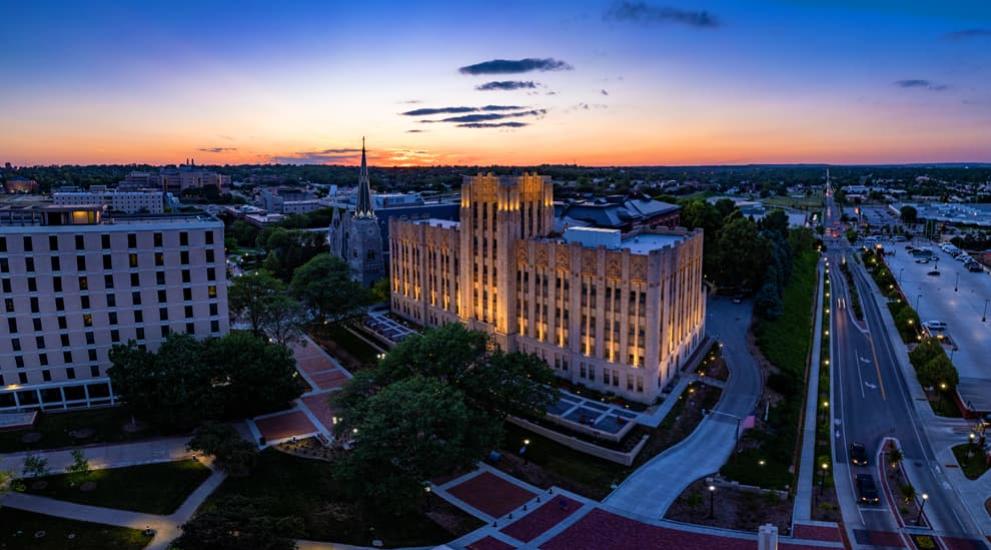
{"left": 915, "top": 258, "right": 930, "bottom": 264}
{"left": 856, "top": 474, "right": 881, "bottom": 505}
{"left": 967, "top": 263, "right": 984, "bottom": 273}
{"left": 923, "top": 320, "right": 947, "bottom": 331}
{"left": 927, "top": 269, "right": 941, "bottom": 276}
{"left": 850, "top": 442, "right": 869, "bottom": 466}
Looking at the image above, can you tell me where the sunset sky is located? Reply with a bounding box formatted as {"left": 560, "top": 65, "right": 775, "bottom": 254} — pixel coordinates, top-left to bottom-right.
{"left": 2, "top": 0, "right": 990, "bottom": 166}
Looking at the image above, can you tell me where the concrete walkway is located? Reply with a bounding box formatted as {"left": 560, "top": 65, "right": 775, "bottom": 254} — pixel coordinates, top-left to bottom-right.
{"left": 1, "top": 462, "right": 227, "bottom": 550}
{"left": 0, "top": 435, "right": 193, "bottom": 475}
{"left": 793, "top": 260, "right": 825, "bottom": 521}
{"left": 603, "top": 296, "right": 762, "bottom": 518}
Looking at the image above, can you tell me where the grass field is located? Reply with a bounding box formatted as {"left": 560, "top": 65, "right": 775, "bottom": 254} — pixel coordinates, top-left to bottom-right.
{"left": 0, "top": 408, "right": 162, "bottom": 454}
{"left": 763, "top": 192, "right": 825, "bottom": 211}
{"left": 0, "top": 508, "right": 151, "bottom": 550}
{"left": 23, "top": 459, "right": 212, "bottom": 515}
{"left": 202, "top": 449, "right": 473, "bottom": 547}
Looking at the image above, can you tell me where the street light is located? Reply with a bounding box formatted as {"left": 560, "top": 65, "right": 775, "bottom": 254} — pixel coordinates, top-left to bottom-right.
{"left": 916, "top": 294, "right": 922, "bottom": 312}
{"left": 819, "top": 461, "right": 830, "bottom": 496}
{"left": 898, "top": 267, "right": 905, "bottom": 285}
{"left": 983, "top": 299, "right": 989, "bottom": 323}
{"left": 969, "top": 432, "right": 977, "bottom": 458}
{"left": 916, "top": 493, "right": 929, "bottom": 526}
{"left": 938, "top": 382, "right": 947, "bottom": 410}
{"left": 707, "top": 484, "right": 716, "bottom": 518}
{"left": 955, "top": 272, "right": 959, "bottom": 293}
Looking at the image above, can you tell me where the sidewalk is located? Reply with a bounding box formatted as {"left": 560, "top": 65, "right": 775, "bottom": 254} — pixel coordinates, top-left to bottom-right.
{"left": 603, "top": 296, "right": 762, "bottom": 518}
{"left": 0, "top": 435, "right": 193, "bottom": 475}
{"left": 793, "top": 260, "right": 825, "bottom": 521}
{"left": 1, "top": 461, "right": 226, "bottom": 550}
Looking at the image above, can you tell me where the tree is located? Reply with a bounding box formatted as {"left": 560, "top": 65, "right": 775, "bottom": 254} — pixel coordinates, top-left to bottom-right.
{"left": 65, "top": 450, "right": 90, "bottom": 486}
{"left": 0, "top": 470, "right": 12, "bottom": 502}
{"left": 889, "top": 448, "right": 903, "bottom": 470}
{"left": 229, "top": 220, "right": 259, "bottom": 248}
{"left": 21, "top": 455, "right": 49, "bottom": 478}
{"left": 205, "top": 332, "right": 305, "bottom": 418}
{"left": 259, "top": 228, "right": 326, "bottom": 281}
{"left": 716, "top": 216, "right": 769, "bottom": 291}
{"left": 917, "top": 353, "right": 959, "bottom": 390}
{"left": 228, "top": 270, "right": 288, "bottom": 336}
{"left": 262, "top": 295, "right": 306, "bottom": 346}
{"left": 109, "top": 334, "right": 218, "bottom": 430}
{"left": 175, "top": 495, "right": 301, "bottom": 550}
{"left": 899, "top": 482, "right": 916, "bottom": 503}
{"left": 900, "top": 205, "right": 918, "bottom": 225}
{"left": 909, "top": 338, "right": 944, "bottom": 370}
{"left": 188, "top": 423, "right": 258, "bottom": 477}
{"left": 334, "top": 376, "right": 500, "bottom": 514}
{"left": 290, "top": 253, "right": 372, "bottom": 323}
{"left": 371, "top": 277, "right": 390, "bottom": 303}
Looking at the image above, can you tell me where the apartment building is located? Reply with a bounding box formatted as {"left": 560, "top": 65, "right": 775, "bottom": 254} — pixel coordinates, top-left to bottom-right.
{"left": 0, "top": 205, "right": 229, "bottom": 411}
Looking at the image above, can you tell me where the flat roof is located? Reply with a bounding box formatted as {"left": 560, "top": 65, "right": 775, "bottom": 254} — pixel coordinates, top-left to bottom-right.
{"left": 415, "top": 218, "right": 460, "bottom": 229}
{"left": 620, "top": 233, "right": 685, "bottom": 255}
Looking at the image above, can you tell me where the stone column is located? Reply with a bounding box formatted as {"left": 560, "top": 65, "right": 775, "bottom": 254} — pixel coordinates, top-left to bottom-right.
{"left": 757, "top": 524, "right": 778, "bottom": 550}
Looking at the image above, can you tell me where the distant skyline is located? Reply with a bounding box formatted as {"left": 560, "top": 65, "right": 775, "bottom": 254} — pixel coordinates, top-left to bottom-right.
{"left": 2, "top": 0, "right": 991, "bottom": 166}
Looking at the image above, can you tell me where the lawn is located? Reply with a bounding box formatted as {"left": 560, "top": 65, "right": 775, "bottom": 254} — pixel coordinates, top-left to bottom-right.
{"left": 763, "top": 192, "right": 824, "bottom": 211}
{"left": 722, "top": 250, "right": 819, "bottom": 489}
{"left": 202, "top": 449, "right": 477, "bottom": 547}
{"left": 0, "top": 508, "right": 152, "bottom": 550}
{"left": 0, "top": 407, "right": 163, "bottom": 453}
{"left": 952, "top": 444, "right": 990, "bottom": 480}
{"left": 23, "top": 459, "right": 212, "bottom": 515}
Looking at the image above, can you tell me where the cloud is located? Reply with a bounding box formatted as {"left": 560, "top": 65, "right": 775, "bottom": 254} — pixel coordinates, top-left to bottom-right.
{"left": 476, "top": 80, "right": 539, "bottom": 91}
{"left": 197, "top": 147, "right": 237, "bottom": 153}
{"left": 406, "top": 129, "right": 426, "bottom": 133}
{"left": 401, "top": 105, "right": 523, "bottom": 116}
{"left": 270, "top": 148, "right": 361, "bottom": 164}
{"left": 457, "top": 122, "right": 528, "bottom": 128}
{"left": 894, "top": 79, "right": 948, "bottom": 91}
{"left": 427, "top": 109, "right": 547, "bottom": 124}
{"left": 944, "top": 28, "right": 991, "bottom": 40}
{"left": 604, "top": 1, "right": 720, "bottom": 28}
{"left": 600, "top": 89, "right": 609, "bottom": 96}
{"left": 459, "top": 58, "right": 573, "bottom": 75}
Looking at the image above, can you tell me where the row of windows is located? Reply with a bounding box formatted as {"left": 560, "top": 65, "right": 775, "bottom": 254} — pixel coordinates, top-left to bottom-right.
{"left": 0, "top": 230, "right": 216, "bottom": 253}
{"left": 5, "top": 302, "right": 221, "bottom": 333}
{"left": 0, "top": 365, "right": 102, "bottom": 386}
{"left": 0, "top": 250, "right": 216, "bottom": 274}
{"left": 1, "top": 273, "right": 219, "bottom": 294}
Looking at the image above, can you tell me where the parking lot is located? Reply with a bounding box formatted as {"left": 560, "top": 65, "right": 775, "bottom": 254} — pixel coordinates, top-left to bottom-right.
{"left": 884, "top": 242, "right": 991, "bottom": 409}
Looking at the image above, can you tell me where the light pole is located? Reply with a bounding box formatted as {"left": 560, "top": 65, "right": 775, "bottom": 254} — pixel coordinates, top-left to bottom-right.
{"left": 969, "top": 432, "right": 977, "bottom": 458}
{"left": 707, "top": 484, "right": 716, "bottom": 518}
{"left": 916, "top": 293, "right": 922, "bottom": 312}
{"left": 898, "top": 267, "right": 905, "bottom": 285}
{"left": 955, "top": 272, "right": 959, "bottom": 293}
{"left": 916, "top": 493, "right": 929, "bottom": 526}
{"left": 819, "top": 461, "right": 830, "bottom": 496}
{"left": 983, "top": 299, "right": 989, "bottom": 323}
{"left": 938, "top": 382, "right": 947, "bottom": 410}
{"left": 520, "top": 438, "right": 530, "bottom": 464}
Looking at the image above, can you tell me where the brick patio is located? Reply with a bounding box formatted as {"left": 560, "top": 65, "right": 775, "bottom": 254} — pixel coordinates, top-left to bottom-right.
{"left": 499, "top": 495, "right": 581, "bottom": 543}
{"left": 254, "top": 410, "right": 317, "bottom": 442}
{"left": 446, "top": 472, "right": 537, "bottom": 518}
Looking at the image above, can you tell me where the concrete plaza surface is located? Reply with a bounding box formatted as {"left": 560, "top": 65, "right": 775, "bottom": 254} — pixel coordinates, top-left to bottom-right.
{"left": 883, "top": 242, "right": 991, "bottom": 409}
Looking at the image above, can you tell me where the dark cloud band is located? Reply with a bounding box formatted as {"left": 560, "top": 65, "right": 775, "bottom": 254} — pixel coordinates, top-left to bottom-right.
{"left": 476, "top": 80, "right": 539, "bottom": 91}
{"left": 459, "top": 58, "right": 572, "bottom": 75}
{"left": 604, "top": 1, "right": 720, "bottom": 28}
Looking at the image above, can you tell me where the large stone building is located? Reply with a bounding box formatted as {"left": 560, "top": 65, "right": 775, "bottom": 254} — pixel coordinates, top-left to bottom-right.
{"left": 328, "top": 140, "right": 385, "bottom": 286}
{"left": 389, "top": 173, "right": 706, "bottom": 403}
{"left": 53, "top": 185, "right": 170, "bottom": 214}
{"left": 0, "top": 205, "right": 229, "bottom": 411}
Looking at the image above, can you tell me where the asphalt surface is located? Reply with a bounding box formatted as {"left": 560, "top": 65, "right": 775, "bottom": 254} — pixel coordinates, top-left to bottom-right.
{"left": 824, "top": 191, "right": 986, "bottom": 547}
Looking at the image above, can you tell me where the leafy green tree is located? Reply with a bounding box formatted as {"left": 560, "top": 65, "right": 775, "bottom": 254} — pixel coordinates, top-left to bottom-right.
{"left": 205, "top": 332, "right": 305, "bottom": 418}
{"left": 262, "top": 295, "right": 306, "bottom": 346}
{"left": 917, "top": 353, "right": 959, "bottom": 390}
{"left": 909, "top": 338, "right": 944, "bottom": 370}
{"left": 259, "top": 228, "right": 326, "bottom": 281}
{"left": 371, "top": 277, "right": 390, "bottom": 303}
{"left": 229, "top": 220, "right": 259, "bottom": 248}
{"left": 334, "top": 376, "right": 500, "bottom": 514}
{"left": 188, "top": 423, "right": 258, "bottom": 477}
{"left": 21, "top": 455, "right": 49, "bottom": 478}
{"left": 109, "top": 334, "right": 217, "bottom": 430}
{"left": 228, "top": 271, "right": 287, "bottom": 336}
{"left": 175, "top": 495, "right": 301, "bottom": 550}
{"left": 290, "top": 253, "right": 372, "bottom": 323}
{"left": 900, "top": 205, "right": 918, "bottom": 225}
{"left": 65, "top": 450, "right": 90, "bottom": 486}
{"left": 716, "top": 216, "right": 769, "bottom": 291}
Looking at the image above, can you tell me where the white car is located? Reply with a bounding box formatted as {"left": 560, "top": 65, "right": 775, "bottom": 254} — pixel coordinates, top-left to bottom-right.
{"left": 923, "top": 320, "right": 947, "bottom": 331}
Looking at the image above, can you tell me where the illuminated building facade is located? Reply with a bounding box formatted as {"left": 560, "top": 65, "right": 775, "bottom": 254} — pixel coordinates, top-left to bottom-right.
{"left": 389, "top": 173, "right": 706, "bottom": 403}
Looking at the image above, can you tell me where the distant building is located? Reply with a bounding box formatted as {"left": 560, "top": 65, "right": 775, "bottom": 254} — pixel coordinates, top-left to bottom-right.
{"left": 257, "top": 186, "right": 321, "bottom": 214}
{"left": 123, "top": 161, "right": 231, "bottom": 194}
{"left": 389, "top": 173, "right": 706, "bottom": 404}
{"left": 328, "top": 140, "right": 385, "bottom": 286}
{"left": 52, "top": 185, "right": 170, "bottom": 214}
{"left": 555, "top": 197, "right": 680, "bottom": 231}
{"left": 4, "top": 177, "right": 38, "bottom": 194}
{"left": 0, "top": 205, "right": 229, "bottom": 411}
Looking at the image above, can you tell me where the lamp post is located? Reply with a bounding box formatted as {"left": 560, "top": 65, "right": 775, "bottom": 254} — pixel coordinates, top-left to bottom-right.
{"left": 819, "top": 461, "right": 830, "bottom": 496}
{"left": 898, "top": 267, "right": 905, "bottom": 285}
{"left": 916, "top": 294, "right": 922, "bottom": 312}
{"left": 520, "top": 438, "right": 530, "bottom": 464}
{"left": 955, "top": 272, "right": 959, "bottom": 293}
{"left": 938, "top": 382, "right": 947, "bottom": 410}
{"left": 983, "top": 299, "right": 989, "bottom": 323}
{"left": 916, "top": 493, "right": 929, "bottom": 526}
{"left": 707, "top": 484, "right": 716, "bottom": 518}
{"left": 969, "top": 432, "right": 977, "bottom": 458}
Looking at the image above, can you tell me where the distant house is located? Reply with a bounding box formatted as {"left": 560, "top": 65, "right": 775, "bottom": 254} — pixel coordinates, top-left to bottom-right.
{"left": 4, "top": 176, "right": 38, "bottom": 194}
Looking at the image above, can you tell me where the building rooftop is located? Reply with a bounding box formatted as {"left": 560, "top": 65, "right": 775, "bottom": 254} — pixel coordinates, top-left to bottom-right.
{"left": 415, "top": 218, "right": 460, "bottom": 229}
{"left": 620, "top": 233, "right": 686, "bottom": 254}
{"left": 561, "top": 226, "right": 686, "bottom": 255}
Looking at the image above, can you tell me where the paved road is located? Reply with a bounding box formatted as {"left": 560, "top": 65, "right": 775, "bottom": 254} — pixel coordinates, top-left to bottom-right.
{"left": 823, "top": 190, "right": 986, "bottom": 547}
{"left": 604, "top": 295, "right": 761, "bottom": 517}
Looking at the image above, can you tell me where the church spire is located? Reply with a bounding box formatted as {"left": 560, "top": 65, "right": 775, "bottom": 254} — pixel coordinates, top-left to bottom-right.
{"left": 355, "top": 137, "right": 374, "bottom": 218}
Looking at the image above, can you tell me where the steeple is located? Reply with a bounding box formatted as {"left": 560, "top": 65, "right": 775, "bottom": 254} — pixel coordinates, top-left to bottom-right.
{"left": 355, "top": 137, "right": 374, "bottom": 218}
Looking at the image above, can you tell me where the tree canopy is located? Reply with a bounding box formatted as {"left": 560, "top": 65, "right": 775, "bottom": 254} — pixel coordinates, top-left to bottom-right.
{"left": 290, "top": 253, "right": 372, "bottom": 323}
{"left": 109, "top": 332, "right": 304, "bottom": 431}
{"left": 175, "top": 495, "right": 301, "bottom": 550}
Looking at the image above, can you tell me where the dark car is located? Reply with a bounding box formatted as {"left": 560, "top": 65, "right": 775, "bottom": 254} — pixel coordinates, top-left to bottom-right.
{"left": 856, "top": 474, "right": 880, "bottom": 505}
{"left": 849, "top": 442, "right": 869, "bottom": 466}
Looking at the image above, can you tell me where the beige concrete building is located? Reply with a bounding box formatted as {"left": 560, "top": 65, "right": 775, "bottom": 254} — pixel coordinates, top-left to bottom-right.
{"left": 389, "top": 173, "right": 705, "bottom": 403}
{"left": 0, "top": 205, "right": 229, "bottom": 411}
